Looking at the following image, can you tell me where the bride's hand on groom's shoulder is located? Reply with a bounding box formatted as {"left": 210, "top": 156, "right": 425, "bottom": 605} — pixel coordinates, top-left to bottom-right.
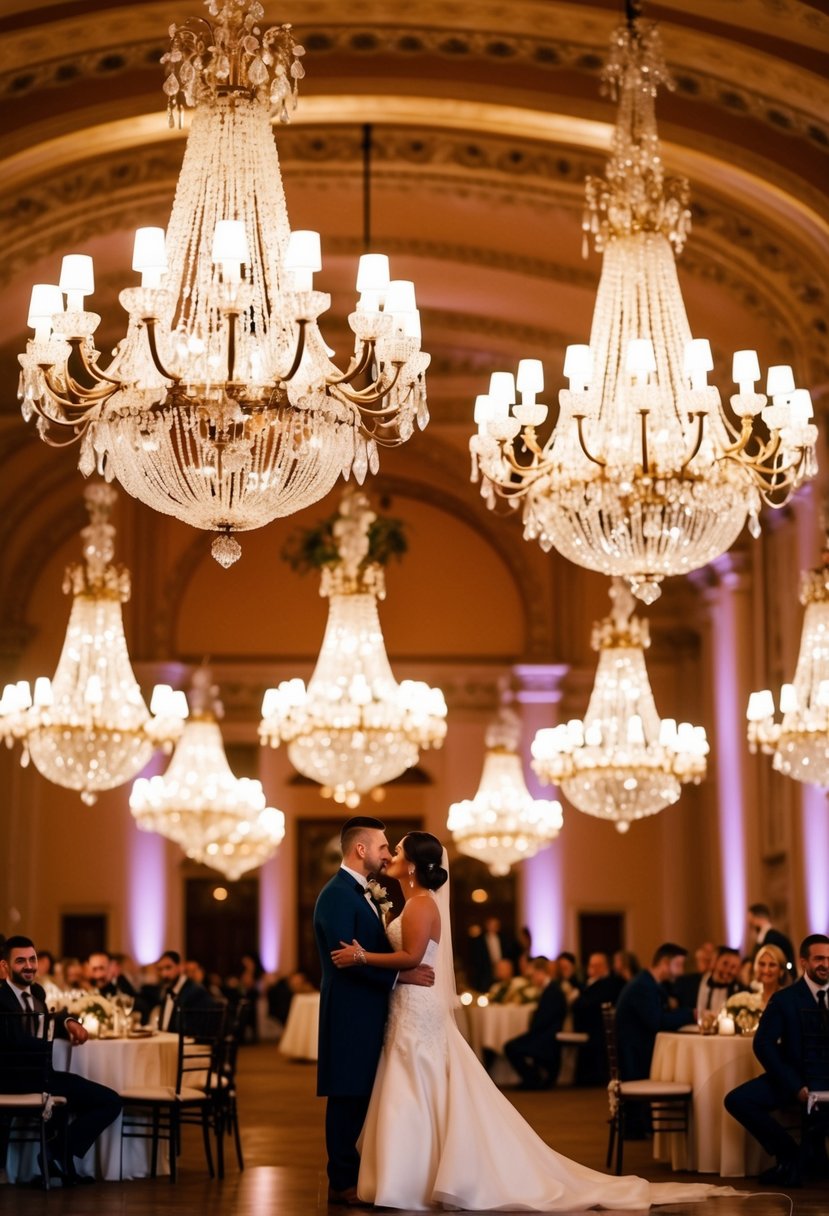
{"left": 331, "top": 939, "right": 366, "bottom": 969}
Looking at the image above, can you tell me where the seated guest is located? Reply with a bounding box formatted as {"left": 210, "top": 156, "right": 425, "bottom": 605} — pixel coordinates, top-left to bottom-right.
{"left": 612, "top": 949, "right": 640, "bottom": 983}
{"left": 694, "top": 941, "right": 716, "bottom": 974}
{"left": 86, "top": 951, "right": 138, "bottom": 1000}
{"left": 488, "top": 958, "right": 528, "bottom": 1005}
{"left": 555, "top": 952, "right": 582, "bottom": 1006}
{"left": 0, "top": 935, "right": 122, "bottom": 1185}
{"left": 747, "top": 902, "right": 795, "bottom": 970}
{"left": 572, "top": 952, "right": 625, "bottom": 1086}
{"left": 615, "top": 943, "right": 694, "bottom": 1081}
{"left": 724, "top": 934, "right": 829, "bottom": 1187}
{"left": 266, "top": 970, "right": 315, "bottom": 1026}
{"left": 674, "top": 945, "right": 742, "bottom": 1017}
{"left": 754, "top": 943, "right": 790, "bottom": 1009}
{"left": 516, "top": 926, "right": 533, "bottom": 978}
{"left": 157, "top": 949, "right": 218, "bottom": 1031}
{"left": 136, "top": 963, "right": 162, "bottom": 1024}
{"left": 185, "top": 959, "right": 227, "bottom": 1005}
{"left": 59, "top": 957, "right": 88, "bottom": 993}
{"left": 503, "top": 957, "right": 567, "bottom": 1090}
{"left": 469, "top": 917, "right": 518, "bottom": 993}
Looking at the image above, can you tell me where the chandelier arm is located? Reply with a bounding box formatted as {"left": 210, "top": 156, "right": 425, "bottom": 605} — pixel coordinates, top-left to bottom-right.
{"left": 719, "top": 416, "right": 754, "bottom": 458}
{"left": 640, "top": 410, "right": 650, "bottom": 476}
{"left": 227, "top": 311, "right": 238, "bottom": 382}
{"left": 325, "top": 340, "right": 376, "bottom": 387}
{"left": 72, "top": 339, "right": 122, "bottom": 388}
{"left": 574, "top": 415, "right": 607, "bottom": 468}
{"left": 679, "top": 412, "right": 706, "bottom": 471}
{"left": 39, "top": 369, "right": 101, "bottom": 416}
{"left": 276, "top": 318, "right": 309, "bottom": 384}
{"left": 36, "top": 420, "right": 88, "bottom": 447}
{"left": 143, "top": 318, "right": 181, "bottom": 384}
{"left": 332, "top": 362, "right": 404, "bottom": 407}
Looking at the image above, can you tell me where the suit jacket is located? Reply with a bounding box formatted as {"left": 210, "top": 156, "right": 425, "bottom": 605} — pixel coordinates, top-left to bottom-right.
{"left": 673, "top": 971, "right": 741, "bottom": 1012}
{"left": 753, "top": 927, "right": 795, "bottom": 968}
{"left": 0, "top": 979, "right": 74, "bottom": 1092}
{"left": 163, "top": 977, "right": 218, "bottom": 1033}
{"left": 573, "top": 973, "right": 625, "bottom": 1038}
{"left": 314, "top": 869, "right": 396, "bottom": 1098}
{"left": 615, "top": 970, "right": 694, "bottom": 1080}
{"left": 527, "top": 980, "right": 567, "bottom": 1037}
{"left": 469, "top": 931, "right": 519, "bottom": 992}
{"left": 754, "top": 977, "right": 825, "bottom": 1100}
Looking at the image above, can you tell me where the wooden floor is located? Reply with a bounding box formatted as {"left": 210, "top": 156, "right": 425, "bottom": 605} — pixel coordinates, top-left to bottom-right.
{"left": 1, "top": 1043, "right": 822, "bottom": 1214}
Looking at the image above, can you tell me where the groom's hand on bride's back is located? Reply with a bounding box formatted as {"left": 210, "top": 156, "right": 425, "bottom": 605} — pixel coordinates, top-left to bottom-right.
{"left": 398, "top": 965, "right": 435, "bottom": 987}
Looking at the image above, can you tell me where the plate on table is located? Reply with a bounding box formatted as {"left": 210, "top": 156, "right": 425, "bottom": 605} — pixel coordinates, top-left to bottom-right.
{"left": 127, "top": 1028, "right": 156, "bottom": 1038}
{"left": 678, "top": 1024, "right": 700, "bottom": 1033}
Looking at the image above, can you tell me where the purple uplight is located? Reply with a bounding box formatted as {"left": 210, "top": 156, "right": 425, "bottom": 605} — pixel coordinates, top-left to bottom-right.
{"left": 258, "top": 852, "right": 281, "bottom": 972}
{"left": 802, "top": 785, "right": 829, "bottom": 932}
{"left": 521, "top": 845, "right": 563, "bottom": 958}
{"left": 128, "top": 825, "right": 167, "bottom": 964}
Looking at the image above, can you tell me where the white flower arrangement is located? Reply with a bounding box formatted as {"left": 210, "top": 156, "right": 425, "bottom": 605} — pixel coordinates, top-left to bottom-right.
{"left": 67, "top": 993, "right": 116, "bottom": 1032}
{"left": 366, "top": 879, "right": 393, "bottom": 919}
{"left": 723, "top": 990, "right": 763, "bottom": 1033}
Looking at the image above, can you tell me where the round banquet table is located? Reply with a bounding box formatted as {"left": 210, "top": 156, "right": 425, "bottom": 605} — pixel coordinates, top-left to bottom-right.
{"left": 7, "top": 1032, "right": 179, "bottom": 1182}
{"left": 459, "top": 1002, "right": 535, "bottom": 1085}
{"left": 650, "top": 1030, "right": 769, "bottom": 1176}
{"left": 278, "top": 992, "right": 320, "bottom": 1060}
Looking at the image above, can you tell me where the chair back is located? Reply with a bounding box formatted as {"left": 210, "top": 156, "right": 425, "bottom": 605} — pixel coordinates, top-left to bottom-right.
{"left": 601, "top": 1002, "right": 621, "bottom": 1084}
{"left": 0, "top": 1010, "right": 55, "bottom": 1095}
{"left": 176, "top": 1005, "right": 227, "bottom": 1094}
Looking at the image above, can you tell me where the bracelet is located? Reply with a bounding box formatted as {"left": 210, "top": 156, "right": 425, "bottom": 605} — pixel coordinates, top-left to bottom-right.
{"left": 353, "top": 947, "right": 366, "bottom": 965}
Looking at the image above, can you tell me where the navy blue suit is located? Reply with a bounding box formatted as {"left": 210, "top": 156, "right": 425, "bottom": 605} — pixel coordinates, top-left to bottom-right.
{"left": 504, "top": 981, "right": 567, "bottom": 1088}
{"left": 314, "top": 868, "right": 396, "bottom": 1191}
{"left": 615, "top": 970, "right": 694, "bottom": 1081}
{"left": 724, "top": 978, "right": 825, "bottom": 1164}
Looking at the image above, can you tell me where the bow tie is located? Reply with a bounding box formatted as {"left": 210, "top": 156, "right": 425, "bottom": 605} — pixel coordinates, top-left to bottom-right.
{"left": 707, "top": 978, "right": 730, "bottom": 989}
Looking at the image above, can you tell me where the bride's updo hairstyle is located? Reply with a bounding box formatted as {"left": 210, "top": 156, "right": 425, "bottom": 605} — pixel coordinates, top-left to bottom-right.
{"left": 401, "top": 832, "right": 448, "bottom": 891}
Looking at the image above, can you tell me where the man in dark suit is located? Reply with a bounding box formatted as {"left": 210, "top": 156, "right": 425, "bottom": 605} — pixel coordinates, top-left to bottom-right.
{"left": 504, "top": 957, "right": 567, "bottom": 1089}
{"left": 674, "top": 945, "right": 742, "bottom": 1017}
{"left": 747, "top": 902, "right": 795, "bottom": 970}
{"left": 314, "top": 816, "right": 434, "bottom": 1207}
{"left": 572, "top": 952, "right": 625, "bottom": 1085}
{"left": 0, "top": 935, "right": 122, "bottom": 1185}
{"left": 156, "top": 949, "right": 219, "bottom": 1031}
{"left": 724, "top": 933, "right": 829, "bottom": 1187}
{"left": 468, "top": 917, "right": 519, "bottom": 993}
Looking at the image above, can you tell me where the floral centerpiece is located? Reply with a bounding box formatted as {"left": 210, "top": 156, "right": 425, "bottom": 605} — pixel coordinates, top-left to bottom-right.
{"left": 722, "top": 990, "right": 763, "bottom": 1034}
{"left": 66, "top": 993, "right": 117, "bottom": 1035}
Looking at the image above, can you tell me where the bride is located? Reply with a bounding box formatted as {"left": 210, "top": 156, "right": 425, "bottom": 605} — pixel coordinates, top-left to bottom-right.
{"left": 332, "top": 831, "right": 739, "bottom": 1212}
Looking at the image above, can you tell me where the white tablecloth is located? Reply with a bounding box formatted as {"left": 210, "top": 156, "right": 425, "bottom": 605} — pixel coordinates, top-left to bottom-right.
{"left": 459, "top": 1003, "right": 535, "bottom": 1084}
{"left": 650, "top": 1030, "right": 767, "bottom": 1176}
{"left": 278, "top": 992, "right": 320, "bottom": 1060}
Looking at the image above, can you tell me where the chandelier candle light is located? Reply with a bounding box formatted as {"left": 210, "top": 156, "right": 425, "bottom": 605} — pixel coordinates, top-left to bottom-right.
{"left": 448, "top": 707, "right": 563, "bottom": 876}
{"left": 18, "top": 0, "right": 430, "bottom": 568}
{"left": 260, "top": 489, "right": 447, "bottom": 806}
{"left": 0, "top": 484, "right": 186, "bottom": 804}
{"left": 747, "top": 529, "right": 829, "bottom": 786}
{"left": 131, "top": 671, "right": 285, "bottom": 880}
{"left": 531, "top": 579, "right": 708, "bottom": 832}
{"left": 469, "top": 8, "right": 816, "bottom": 603}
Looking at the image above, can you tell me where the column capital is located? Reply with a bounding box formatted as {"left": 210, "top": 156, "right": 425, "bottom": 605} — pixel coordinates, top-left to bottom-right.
{"left": 511, "top": 663, "right": 570, "bottom": 705}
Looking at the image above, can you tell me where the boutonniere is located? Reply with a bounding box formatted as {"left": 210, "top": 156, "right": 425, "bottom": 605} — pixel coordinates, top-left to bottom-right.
{"left": 366, "top": 879, "right": 393, "bottom": 919}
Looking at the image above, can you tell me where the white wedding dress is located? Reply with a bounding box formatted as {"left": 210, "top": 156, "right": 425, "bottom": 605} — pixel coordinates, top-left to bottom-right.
{"left": 358, "top": 914, "right": 739, "bottom": 1212}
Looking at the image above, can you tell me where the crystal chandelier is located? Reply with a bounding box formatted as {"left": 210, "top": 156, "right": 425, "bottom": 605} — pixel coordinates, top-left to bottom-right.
{"left": 747, "top": 532, "right": 829, "bottom": 786}
{"left": 260, "top": 489, "right": 447, "bottom": 806}
{"left": 131, "top": 672, "right": 285, "bottom": 880}
{"left": 469, "top": 8, "right": 816, "bottom": 604}
{"left": 18, "top": 1, "right": 430, "bottom": 568}
{"left": 531, "top": 579, "right": 708, "bottom": 832}
{"left": 0, "top": 483, "right": 185, "bottom": 804}
{"left": 448, "top": 707, "right": 563, "bottom": 876}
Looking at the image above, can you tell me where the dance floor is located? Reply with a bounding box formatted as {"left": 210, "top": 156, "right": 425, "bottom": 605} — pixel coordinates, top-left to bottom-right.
{"left": 1, "top": 1042, "right": 819, "bottom": 1215}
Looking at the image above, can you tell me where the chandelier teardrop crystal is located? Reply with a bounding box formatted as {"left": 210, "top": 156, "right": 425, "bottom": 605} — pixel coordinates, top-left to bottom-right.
{"left": 18, "top": 0, "right": 430, "bottom": 567}
{"left": 259, "top": 489, "right": 447, "bottom": 805}
{"left": 448, "top": 708, "right": 563, "bottom": 876}
{"left": 0, "top": 483, "right": 186, "bottom": 804}
{"left": 469, "top": 15, "right": 816, "bottom": 604}
{"left": 747, "top": 531, "right": 829, "bottom": 786}
{"left": 131, "top": 673, "right": 285, "bottom": 880}
{"left": 531, "top": 579, "right": 708, "bottom": 832}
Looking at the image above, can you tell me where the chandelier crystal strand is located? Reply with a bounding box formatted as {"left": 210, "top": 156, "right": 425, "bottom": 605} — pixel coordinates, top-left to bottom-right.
{"left": 531, "top": 579, "right": 708, "bottom": 832}
{"left": 448, "top": 707, "right": 563, "bottom": 876}
{"left": 260, "top": 489, "right": 447, "bottom": 805}
{"left": 18, "top": 1, "right": 430, "bottom": 567}
{"left": 0, "top": 484, "right": 185, "bottom": 804}
{"left": 747, "top": 531, "right": 829, "bottom": 785}
{"left": 131, "top": 672, "right": 285, "bottom": 880}
{"left": 469, "top": 15, "right": 816, "bottom": 604}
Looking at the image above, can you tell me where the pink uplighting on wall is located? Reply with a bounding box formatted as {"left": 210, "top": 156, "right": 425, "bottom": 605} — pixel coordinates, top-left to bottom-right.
{"left": 521, "top": 844, "right": 563, "bottom": 958}
{"left": 128, "top": 825, "right": 167, "bottom": 964}
{"left": 259, "top": 853, "right": 281, "bottom": 973}
{"left": 802, "top": 786, "right": 829, "bottom": 932}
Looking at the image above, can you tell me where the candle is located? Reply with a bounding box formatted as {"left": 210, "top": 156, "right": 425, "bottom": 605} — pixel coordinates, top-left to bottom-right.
{"left": 719, "top": 1016, "right": 735, "bottom": 1036}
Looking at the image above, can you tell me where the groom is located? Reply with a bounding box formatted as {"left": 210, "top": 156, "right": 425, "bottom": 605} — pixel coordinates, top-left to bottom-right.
{"left": 314, "top": 815, "right": 434, "bottom": 1206}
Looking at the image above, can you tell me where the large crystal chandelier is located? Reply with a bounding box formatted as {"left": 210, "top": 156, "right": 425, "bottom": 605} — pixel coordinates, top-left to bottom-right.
{"left": 131, "top": 672, "right": 285, "bottom": 880}
{"left": 0, "top": 483, "right": 185, "bottom": 804}
{"left": 260, "top": 489, "right": 447, "bottom": 806}
{"left": 18, "top": 1, "right": 429, "bottom": 568}
{"left": 531, "top": 580, "right": 708, "bottom": 832}
{"left": 747, "top": 532, "right": 829, "bottom": 786}
{"left": 469, "top": 8, "right": 816, "bottom": 603}
{"left": 448, "top": 707, "right": 563, "bottom": 876}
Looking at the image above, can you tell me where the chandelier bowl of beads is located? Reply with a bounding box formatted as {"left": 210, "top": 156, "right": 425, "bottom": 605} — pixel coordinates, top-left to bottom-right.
{"left": 469, "top": 5, "right": 816, "bottom": 604}
{"left": 0, "top": 484, "right": 186, "bottom": 804}
{"left": 747, "top": 528, "right": 829, "bottom": 786}
{"left": 260, "top": 489, "right": 447, "bottom": 806}
{"left": 448, "top": 707, "right": 563, "bottom": 876}
{"left": 131, "top": 672, "right": 285, "bottom": 879}
{"left": 531, "top": 579, "right": 708, "bottom": 832}
{"left": 18, "top": 0, "right": 429, "bottom": 568}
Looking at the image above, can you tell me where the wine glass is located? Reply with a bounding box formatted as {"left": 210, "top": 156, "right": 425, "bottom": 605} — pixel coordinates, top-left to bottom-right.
{"left": 120, "top": 993, "right": 135, "bottom": 1030}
